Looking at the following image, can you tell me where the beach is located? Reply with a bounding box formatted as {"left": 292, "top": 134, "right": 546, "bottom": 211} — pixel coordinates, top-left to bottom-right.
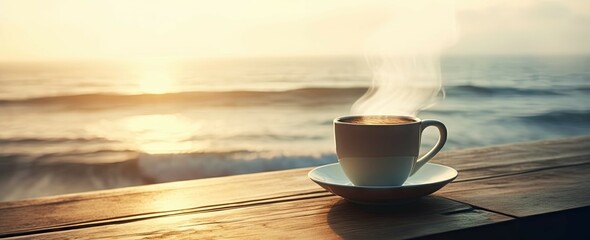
{"left": 1, "top": 55, "right": 589, "bottom": 201}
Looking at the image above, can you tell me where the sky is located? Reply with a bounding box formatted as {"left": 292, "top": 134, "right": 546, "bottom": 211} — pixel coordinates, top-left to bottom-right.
{"left": 0, "top": 0, "right": 589, "bottom": 61}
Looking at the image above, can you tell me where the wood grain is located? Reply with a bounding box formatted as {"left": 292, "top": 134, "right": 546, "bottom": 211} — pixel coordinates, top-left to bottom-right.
{"left": 434, "top": 135, "right": 590, "bottom": 182}
{"left": 4, "top": 196, "right": 511, "bottom": 240}
{"left": 1, "top": 135, "right": 589, "bottom": 239}
{"left": 0, "top": 169, "right": 325, "bottom": 236}
{"left": 440, "top": 162, "right": 590, "bottom": 217}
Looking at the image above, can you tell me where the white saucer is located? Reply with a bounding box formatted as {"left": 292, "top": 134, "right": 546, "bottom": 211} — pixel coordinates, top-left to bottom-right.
{"left": 308, "top": 162, "right": 457, "bottom": 205}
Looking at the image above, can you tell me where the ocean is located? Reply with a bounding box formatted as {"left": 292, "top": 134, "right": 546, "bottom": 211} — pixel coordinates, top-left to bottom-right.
{"left": 1, "top": 55, "right": 589, "bottom": 201}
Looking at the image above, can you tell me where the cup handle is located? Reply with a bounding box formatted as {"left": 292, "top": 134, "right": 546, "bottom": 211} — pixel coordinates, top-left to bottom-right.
{"left": 410, "top": 119, "right": 447, "bottom": 175}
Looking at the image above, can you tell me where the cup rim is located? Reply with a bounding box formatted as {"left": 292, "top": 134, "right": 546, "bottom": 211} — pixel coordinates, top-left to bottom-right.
{"left": 334, "top": 115, "right": 421, "bottom": 126}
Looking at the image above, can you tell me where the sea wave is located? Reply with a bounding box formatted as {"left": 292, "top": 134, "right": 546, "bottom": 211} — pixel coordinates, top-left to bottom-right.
{"left": 445, "top": 84, "right": 564, "bottom": 97}
{"left": 518, "top": 110, "right": 590, "bottom": 124}
{"left": 1, "top": 149, "right": 337, "bottom": 177}
{"left": 0, "top": 137, "right": 114, "bottom": 145}
{"left": 0, "top": 149, "right": 337, "bottom": 201}
{"left": 572, "top": 86, "right": 590, "bottom": 93}
{"left": 0, "top": 87, "right": 366, "bottom": 109}
{"left": 0, "top": 154, "right": 149, "bottom": 202}
{"left": 0, "top": 149, "right": 138, "bottom": 164}
{"left": 138, "top": 151, "right": 337, "bottom": 182}
{"left": 0, "top": 84, "right": 577, "bottom": 109}
{"left": 0, "top": 141, "right": 337, "bottom": 175}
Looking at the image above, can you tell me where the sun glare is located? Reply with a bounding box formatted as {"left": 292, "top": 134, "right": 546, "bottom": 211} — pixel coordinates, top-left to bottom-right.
{"left": 121, "top": 114, "right": 205, "bottom": 154}
{"left": 136, "top": 61, "right": 177, "bottom": 94}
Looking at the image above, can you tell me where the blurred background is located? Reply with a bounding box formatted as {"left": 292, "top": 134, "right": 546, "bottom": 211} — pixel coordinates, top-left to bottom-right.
{"left": 1, "top": 0, "right": 589, "bottom": 201}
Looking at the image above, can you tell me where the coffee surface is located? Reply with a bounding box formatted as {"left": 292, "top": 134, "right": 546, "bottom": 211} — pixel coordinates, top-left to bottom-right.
{"left": 343, "top": 116, "right": 416, "bottom": 125}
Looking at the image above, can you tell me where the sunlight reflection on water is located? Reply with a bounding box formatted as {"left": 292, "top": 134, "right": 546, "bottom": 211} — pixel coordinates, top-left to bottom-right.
{"left": 91, "top": 114, "right": 207, "bottom": 154}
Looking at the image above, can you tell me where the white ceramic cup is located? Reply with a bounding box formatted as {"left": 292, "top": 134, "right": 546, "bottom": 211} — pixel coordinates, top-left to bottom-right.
{"left": 334, "top": 115, "right": 447, "bottom": 186}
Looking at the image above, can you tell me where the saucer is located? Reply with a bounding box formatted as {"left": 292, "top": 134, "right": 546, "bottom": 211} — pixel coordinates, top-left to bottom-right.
{"left": 308, "top": 162, "right": 457, "bottom": 205}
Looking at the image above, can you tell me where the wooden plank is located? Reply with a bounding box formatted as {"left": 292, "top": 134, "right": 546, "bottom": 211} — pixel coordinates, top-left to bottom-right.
{"left": 434, "top": 135, "right": 590, "bottom": 217}
{"left": 0, "top": 169, "right": 325, "bottom": 237}
{"left": 439, "top": 162, "right": 590, "bottom": 217}
{"left": 418, "top": 206, "right": 590, "bottom": 240}
{"left": 1, "top": 135, "right": 589, "bottom": 237}
{"left": 4, "top": 196, "right": 512, "bottom": 240}
{"left": 434, "top": 135, "right": 590, "bottom": 182}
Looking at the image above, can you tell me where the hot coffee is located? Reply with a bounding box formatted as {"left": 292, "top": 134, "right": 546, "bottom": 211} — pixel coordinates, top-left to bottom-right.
{"left": 334, "top": 115, "right": 447, "bottom": 186}
{"left": 341, "top": 116, "right": 417, "bottom": 125}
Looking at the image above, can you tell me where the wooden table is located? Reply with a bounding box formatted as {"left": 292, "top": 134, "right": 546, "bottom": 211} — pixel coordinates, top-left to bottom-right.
{"left": 1, "top": 136, "right": 589, "bottom": 239}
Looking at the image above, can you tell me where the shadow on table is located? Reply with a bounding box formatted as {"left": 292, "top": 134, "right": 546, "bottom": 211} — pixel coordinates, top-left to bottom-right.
{"left": 326, "top": 196, "right": 590, "bottom": 240}
{"left": 326, "top": 196, "right": 469, "bottom": 239}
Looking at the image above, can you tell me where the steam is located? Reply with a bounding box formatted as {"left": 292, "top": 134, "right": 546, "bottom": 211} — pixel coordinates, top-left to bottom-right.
{"left": 351, "top": 1, "right": 458, "bottom": 116}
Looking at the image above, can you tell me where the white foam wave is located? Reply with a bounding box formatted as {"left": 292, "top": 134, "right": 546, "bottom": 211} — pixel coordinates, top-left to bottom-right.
{"left": 138, "top": 151, "right": 337, "bottom": 182}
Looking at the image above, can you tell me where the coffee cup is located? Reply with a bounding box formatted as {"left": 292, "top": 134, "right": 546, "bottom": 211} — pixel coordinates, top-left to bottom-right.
{"left": 334, "top": 115, "right": 447, "bottom": 186}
